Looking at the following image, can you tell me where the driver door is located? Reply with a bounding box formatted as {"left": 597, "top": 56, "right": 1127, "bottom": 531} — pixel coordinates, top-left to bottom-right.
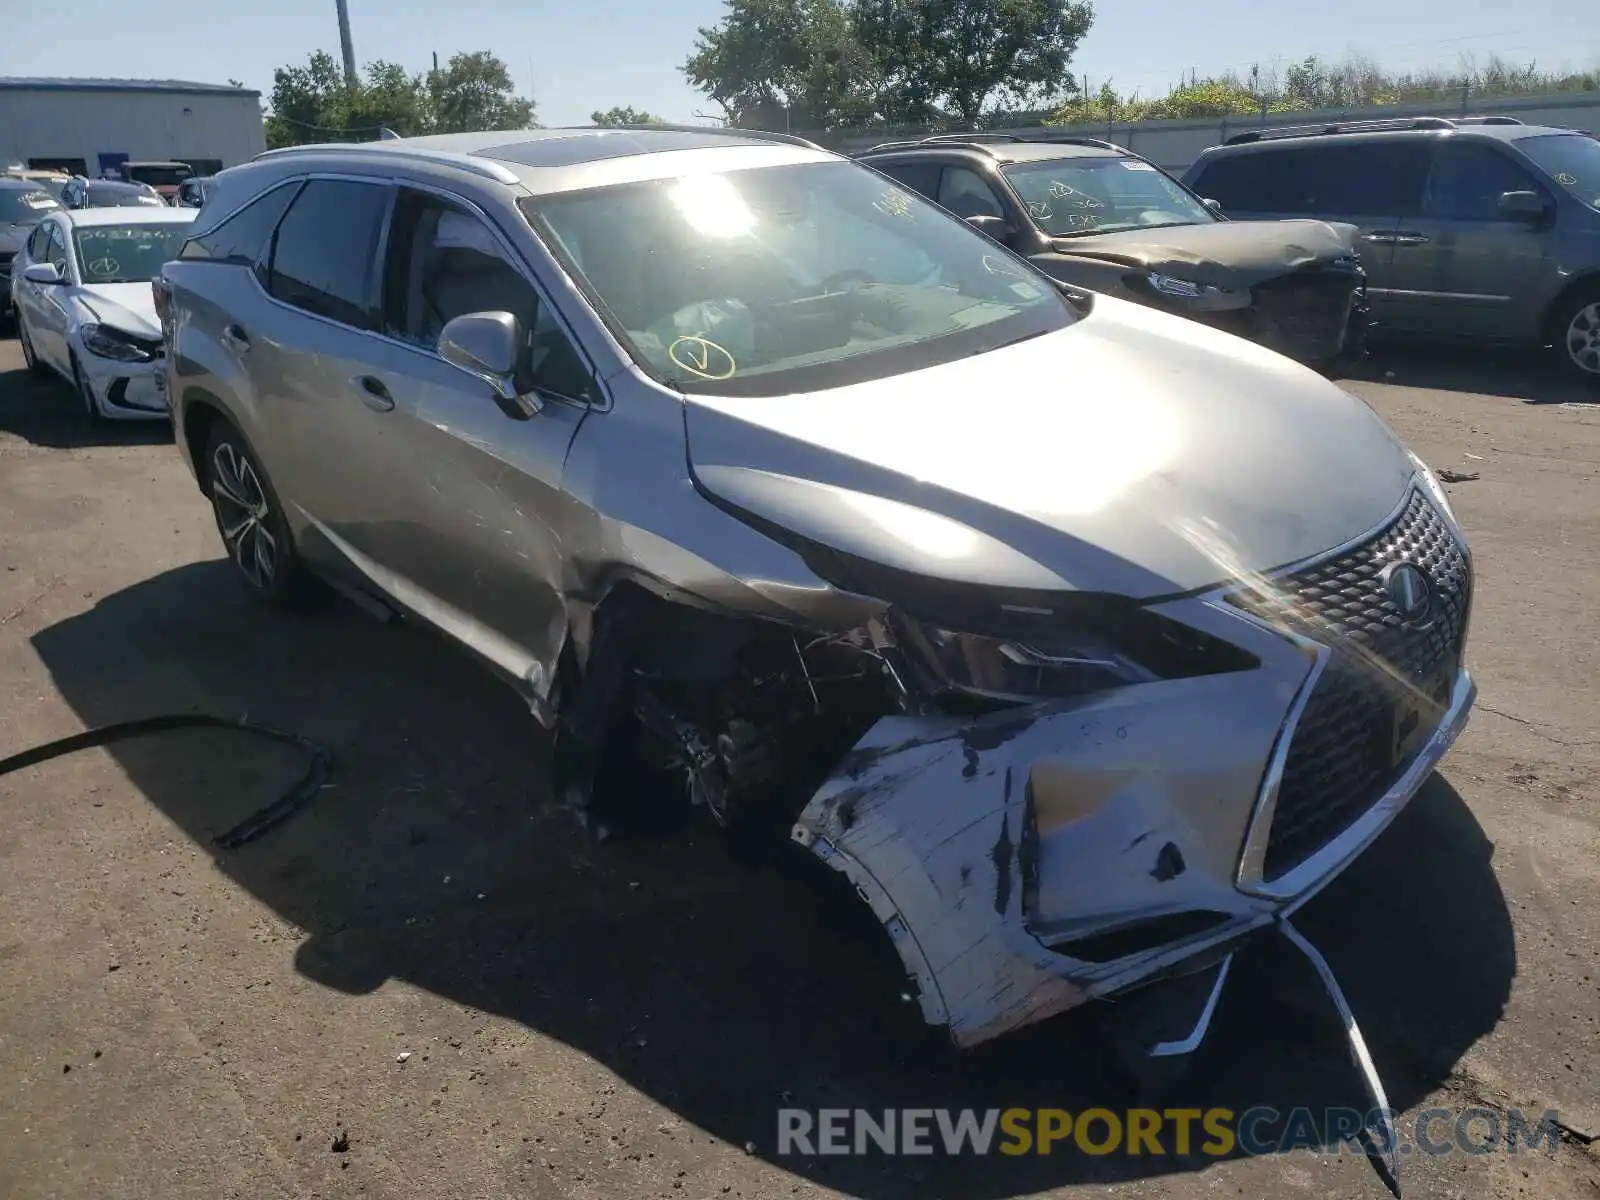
{"left": 364, "top": 187, "right": 599, "bottom": 686}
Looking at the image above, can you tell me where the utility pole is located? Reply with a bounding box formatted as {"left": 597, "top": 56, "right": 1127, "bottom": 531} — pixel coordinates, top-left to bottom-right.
{"left": 335, "top": 0, "right": 358, "bottom": 89}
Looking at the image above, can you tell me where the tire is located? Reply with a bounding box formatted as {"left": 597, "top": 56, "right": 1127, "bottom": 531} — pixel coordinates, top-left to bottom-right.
{"left": 202, "top": 421, "right": 314, "bottom": 608}
{"left": 1551, "top": 286, "right": 1600, "bottom": 384}
{"left": 17, "top": 316, "right": 51, "bottom": 379}
{"left": 70, "top": 355, "right": 104, "bottom": 423}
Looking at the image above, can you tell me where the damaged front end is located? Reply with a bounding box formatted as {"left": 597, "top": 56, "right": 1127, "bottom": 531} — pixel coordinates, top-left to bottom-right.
{"left": 552, "top": 474, "right": 1474, "bottom": 1088}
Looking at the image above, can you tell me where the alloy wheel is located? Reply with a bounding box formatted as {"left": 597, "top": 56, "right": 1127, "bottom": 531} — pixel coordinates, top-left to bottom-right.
{"left": 210, "top": 441, "right": 278, "bottom": 590}
{"left": 1567, "top": 301, "right": 1600, "bottom": 377}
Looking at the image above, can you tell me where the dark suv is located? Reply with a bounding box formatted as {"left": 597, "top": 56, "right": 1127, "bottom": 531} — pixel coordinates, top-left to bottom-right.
{"left": 855, "top": 133, "right": 1369, "bottom": 366}
{"left": 1183, "top": 116, "right": 1600, "bottom": 382}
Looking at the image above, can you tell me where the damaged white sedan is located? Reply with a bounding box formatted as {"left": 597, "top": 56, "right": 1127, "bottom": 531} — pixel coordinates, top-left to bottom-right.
{"left": 162, "top": 129, "right": 1474, "bottom": 1095}
{"left": 11, "top": 205, "right": 194, "bottom": 421}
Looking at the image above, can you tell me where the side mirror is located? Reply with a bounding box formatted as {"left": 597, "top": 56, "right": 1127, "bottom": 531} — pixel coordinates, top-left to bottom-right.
{"left": 23, "top": 262, "right": 62, "bottom": 285}
{"left": 437, "top": 311, "right": 542, "bottom": 418}
{"left": 964, "top": 213, "right": 1015, "bottom": 246}
{"left": 1202, "top": 197, "right": 1223, "bottom": 214}
{"left": 1497, "top": 190, "right": 1550, "bottom": 222}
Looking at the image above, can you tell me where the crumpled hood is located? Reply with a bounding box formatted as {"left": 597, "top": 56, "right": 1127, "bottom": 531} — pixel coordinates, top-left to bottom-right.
{"left": 76, "top": 283, "right": 160, "bottom": 339}
{"left": 1052, "top": 219, "right": 1358, "bottom": 288}
{"left": 685, "top": 295, "right": 1415, "bottom": 600}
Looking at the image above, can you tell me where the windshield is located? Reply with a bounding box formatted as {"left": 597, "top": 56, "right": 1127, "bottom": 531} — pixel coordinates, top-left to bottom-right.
{"left": 1515, "top": 133, "right": 1600, "bottom": 212}
{"left": 72, "top": 223, "right": 190, "bottom": 283}
{"left": 1003, "top": 156, "right": 1215, "bottom": 237}
{"left": 0, "top": 189, "right": 60, "bottom": 224}
{"left": 125, "top": 164, "right": 193, "bottom": 188}
{"left": 93, "top": 184, "right": 163, "bottom": 208}
{"left": 520, "top": 161, "right": 1072, "bottom": 396}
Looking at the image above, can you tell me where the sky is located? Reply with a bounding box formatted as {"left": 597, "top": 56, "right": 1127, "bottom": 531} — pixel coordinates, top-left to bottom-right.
{"left": 0, "top": 0, "right": 1590, "bottom": 128}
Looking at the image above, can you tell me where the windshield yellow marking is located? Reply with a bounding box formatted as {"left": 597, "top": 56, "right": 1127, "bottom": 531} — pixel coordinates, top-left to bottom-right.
{"left": 668, "top": 336, "right": 738, "bottom": 380}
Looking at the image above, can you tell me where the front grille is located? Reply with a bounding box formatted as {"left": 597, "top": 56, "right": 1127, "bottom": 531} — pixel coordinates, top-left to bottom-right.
{"left": 1248, "top": 264, "right": 1364, "bottom": 362}
{"left": 1234, "top": 490, "right": 1471, "bottom": 879}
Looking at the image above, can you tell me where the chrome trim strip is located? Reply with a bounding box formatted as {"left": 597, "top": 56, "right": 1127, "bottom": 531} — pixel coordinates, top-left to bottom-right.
{"left": 1148, "top": 954, "right": 1233, "bottom": 1058}
{"left": 1268, "top": 666, "right": 1475, "bottom": 906}
{"left": 1367, "top": 287, "right": 1512, "bottom": 302}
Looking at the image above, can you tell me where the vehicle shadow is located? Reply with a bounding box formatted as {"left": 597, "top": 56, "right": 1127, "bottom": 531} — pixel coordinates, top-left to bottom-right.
{"left": 0, "top": 362, "right": 174, "bottom": 448}
{"left": 1344, "top": 341, "right": 1600, "bottom": 405}
{"left": 27, "top": 561, "right": 1515, "bottom": 1196}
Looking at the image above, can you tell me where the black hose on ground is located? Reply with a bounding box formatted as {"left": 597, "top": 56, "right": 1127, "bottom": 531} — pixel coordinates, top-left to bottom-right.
{"left": 0, "top": 714, "right": 333, "bottom": 849}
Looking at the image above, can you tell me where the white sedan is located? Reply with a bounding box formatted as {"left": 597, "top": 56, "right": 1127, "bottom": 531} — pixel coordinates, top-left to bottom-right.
{"left": 9, "top": 206, "right": 195, "bottom": 421}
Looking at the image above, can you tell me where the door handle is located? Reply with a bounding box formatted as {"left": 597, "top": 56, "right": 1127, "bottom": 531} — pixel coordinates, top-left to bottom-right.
{"left": 1360, "top": 233, "right": 1399, "bottom": 244}
{"left": 353, "top": 374, "right": 394, "bottom": 412}
{"left": 1390, "top": 232, "right": 1431, "bottom": 245}
{"left": 220, "top": 324, "right": 250, "bottom": 352}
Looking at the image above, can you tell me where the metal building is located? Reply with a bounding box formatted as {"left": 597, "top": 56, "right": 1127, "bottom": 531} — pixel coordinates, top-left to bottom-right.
{"left": 0, "top": 77, "right": 265, "bottom": 180}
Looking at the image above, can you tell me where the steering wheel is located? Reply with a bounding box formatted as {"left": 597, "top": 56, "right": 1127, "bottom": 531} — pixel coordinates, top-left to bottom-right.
{"left": 820, "top": 268, "right": 875, "bottom": 293}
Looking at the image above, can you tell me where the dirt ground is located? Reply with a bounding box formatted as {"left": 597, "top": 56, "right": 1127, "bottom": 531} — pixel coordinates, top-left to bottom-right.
{"left": 1, "top": 335, "right": 1597, "bottom": 1200}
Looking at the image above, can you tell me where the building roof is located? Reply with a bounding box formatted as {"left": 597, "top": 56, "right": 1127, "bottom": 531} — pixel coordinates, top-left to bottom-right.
{"left": 0, "top": 76, "right": 259, "bottom": 98}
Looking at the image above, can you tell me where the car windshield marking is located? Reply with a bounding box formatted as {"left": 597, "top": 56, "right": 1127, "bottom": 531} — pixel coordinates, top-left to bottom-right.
{"left": 1003, "top": 157, "right": 1215, "bottom": 238}
{"left": 521, "top": 160, "right": 1073, "bottom": 397}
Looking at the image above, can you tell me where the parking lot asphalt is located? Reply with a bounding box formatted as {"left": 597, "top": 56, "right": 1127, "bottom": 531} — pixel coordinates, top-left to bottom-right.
{"left": 1, "top": 335, "right": 1597, "bottom": 1200}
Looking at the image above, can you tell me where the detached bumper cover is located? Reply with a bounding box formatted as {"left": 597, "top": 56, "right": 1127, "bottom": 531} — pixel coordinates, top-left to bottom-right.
{"left": 792, "top": 487, "right": 1474, "bottom": 1049}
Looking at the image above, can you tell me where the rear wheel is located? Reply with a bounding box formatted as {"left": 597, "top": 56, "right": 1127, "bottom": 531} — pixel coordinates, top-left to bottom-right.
{"left": 1552, "top": 287, "right": 1600, "bottom": 384}
{"left": 203, "top": 422, "right": 314, "bottom": 608}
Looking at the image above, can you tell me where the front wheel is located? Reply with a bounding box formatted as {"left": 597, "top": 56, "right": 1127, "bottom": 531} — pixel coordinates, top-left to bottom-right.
{"left": 1552, "top": 288, "right": 1600, "bottom": 384}
{"left": 203, "top": 422, "right": 314, "bottom": 608}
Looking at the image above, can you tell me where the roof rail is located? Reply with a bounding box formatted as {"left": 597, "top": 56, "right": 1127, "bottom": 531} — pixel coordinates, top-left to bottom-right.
{"left": 594, "top": 122, "right": 826, "bottom": 151}
{"left": 1222, "top": 114, "right": 1523, "bottom": 146}
{"left": 252, "top": 143, "right": 524, "bottom": 184}
{"left": 922, "top": 132, "right": 1025, "bottom": 144}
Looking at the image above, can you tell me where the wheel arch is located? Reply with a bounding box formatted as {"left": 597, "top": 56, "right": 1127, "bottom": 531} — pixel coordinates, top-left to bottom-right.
{"left": 1543, "top": 270, "right": 1600, "bottom": 345}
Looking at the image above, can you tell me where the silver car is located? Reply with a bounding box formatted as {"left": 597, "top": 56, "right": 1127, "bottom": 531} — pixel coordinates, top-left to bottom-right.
{"left": 159, "top": 127, "right": 1476, "bottom": 1055}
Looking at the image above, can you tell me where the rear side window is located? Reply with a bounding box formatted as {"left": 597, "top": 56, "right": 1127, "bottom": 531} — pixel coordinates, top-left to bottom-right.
{"left": 870, "top": 160, "right": 941, "bottom": 199}
{"left": 1194, "top": 141, "right": 1429, "bottom": 217}
{"left": 179, "top": 180, "right": 301, "bottom": 265}
{"left": 1422, "top": 141, "right": 1543, "bottom": 220}
{"left": 265, "top": 179, "right": 390, "bottom": 330}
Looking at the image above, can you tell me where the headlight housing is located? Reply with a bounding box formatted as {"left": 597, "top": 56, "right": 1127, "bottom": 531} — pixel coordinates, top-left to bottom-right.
{"left": 82, "top": 322, "right": 157, "bottom": 362}
{"left": 887, "top": 604, "right": 1259, "bottom": 706}
{"left": 1145, "top": 271, "right": 1232, "bottom": 301}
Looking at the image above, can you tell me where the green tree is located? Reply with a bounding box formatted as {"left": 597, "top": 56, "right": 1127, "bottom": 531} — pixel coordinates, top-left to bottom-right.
{"left": 682, "top": 0, "right": 879, "bottom": 130}
{"left": 428, "top": 51, "right": 537, "bottom": 133}
{"left": 590, "top": 105, "right": 663, "bottom": 126}
{"left": 264, "top": 51, "right": 348, "bottom": 147}
{"left": 853, "top": 0, "right": 1094, "bottom": 126}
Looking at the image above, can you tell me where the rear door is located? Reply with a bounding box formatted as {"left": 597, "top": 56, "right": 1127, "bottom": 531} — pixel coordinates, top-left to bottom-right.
{"left": 1379, "top": 138, "right": 1557, "bottom": 340}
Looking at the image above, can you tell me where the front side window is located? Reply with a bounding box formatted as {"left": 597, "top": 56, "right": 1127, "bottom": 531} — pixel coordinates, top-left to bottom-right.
{"left": 44, "top": 225, "right": 70, "bottom": 273}
{"left": 936, "top": 166, "right": 1006, "bottom": 219}
{"left": 266, "top": 178, "right": 389, "bottom": 329}
{"left": 870, "top": 160, "right": 940, "bottom": 199}
{"left": 521, "top": 160, "right": 1072, "bottom": 397}
{"left": 0, "top": 189, "right": 60, "bottom": 223}
{"left": 1004, "top": 156, "right": 1213, "bottom": 236}
{"left": 382, "top": 189, "right": 594, "bottom": 401}
{"left": 73, "top": 223, "right": 193, "bottom": 284}
{"left": 1422, "top": 141, "right": 1543, "bottom": 220}
{"left": 1514, "top": 133, "right": 1600, "bottom": 212}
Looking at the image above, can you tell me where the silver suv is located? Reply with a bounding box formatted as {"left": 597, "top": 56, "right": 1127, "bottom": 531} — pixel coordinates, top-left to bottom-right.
{"left": 1183, "top": 116, "right": 1600, "bottom": 381}
{"left": 158, "top": 127, "right": 1475, "bottom": 1053}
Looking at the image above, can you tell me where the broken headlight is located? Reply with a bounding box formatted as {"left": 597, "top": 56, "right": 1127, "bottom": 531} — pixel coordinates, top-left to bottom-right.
{"left": 891, "top": 615, "right": 1159, "bottom": 702}
{"left": 1145, "top": 272, "right": 1232, "bottom": 301}
{"left": 82, "top": 323, "right": 157, "bottom": 362}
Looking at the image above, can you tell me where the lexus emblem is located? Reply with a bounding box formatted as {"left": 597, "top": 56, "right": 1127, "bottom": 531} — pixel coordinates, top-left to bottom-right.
{"left": 1383, "top": 562, "right": 1434, "bottom": 622}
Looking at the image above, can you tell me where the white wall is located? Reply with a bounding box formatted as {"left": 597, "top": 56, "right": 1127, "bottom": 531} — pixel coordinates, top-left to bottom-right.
{"left": 840, "top": 90, "right": 1600, "bottom": 174}
{"left": 0, "top": 86, "right": 266, "bottom": 176}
